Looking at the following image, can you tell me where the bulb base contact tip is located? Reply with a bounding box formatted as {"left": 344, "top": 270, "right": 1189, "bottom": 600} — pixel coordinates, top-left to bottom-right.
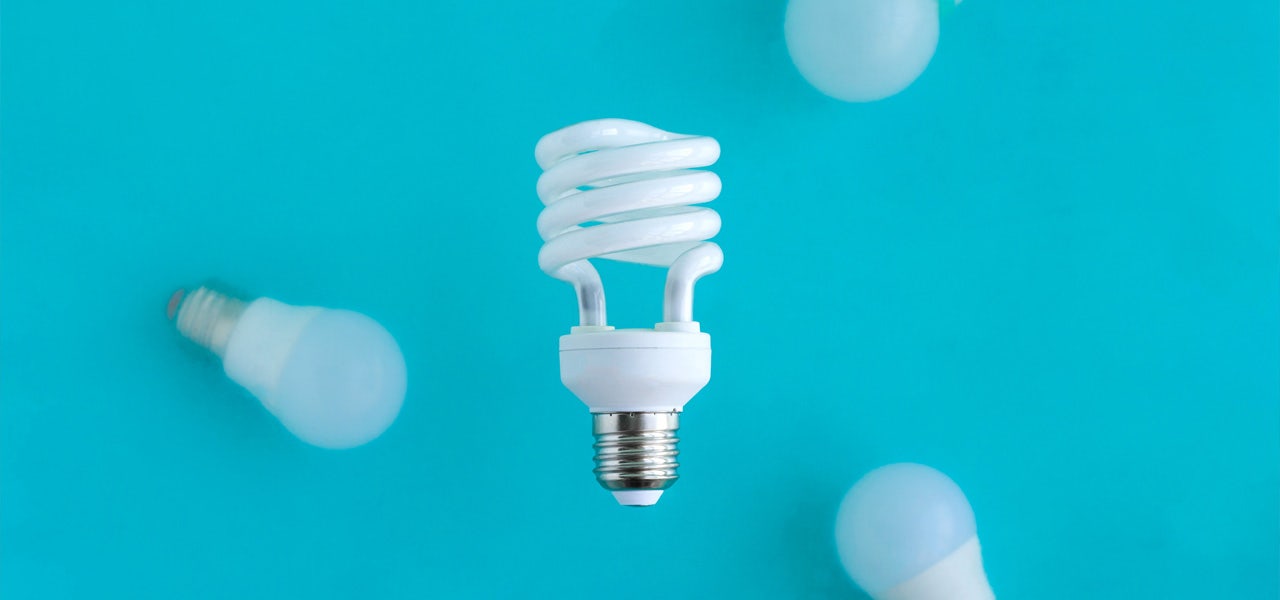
{"left": 171, "top": 286, "right": 247, "bottom": 357}
{"left": 611, "top": 490, "right": 665, "bottom": 507}
{"left": 592, "top": 411, "right": 680, "bottom": 506}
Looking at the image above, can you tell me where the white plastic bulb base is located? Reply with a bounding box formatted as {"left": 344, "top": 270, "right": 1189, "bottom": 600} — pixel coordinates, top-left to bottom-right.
{"left": 836, "top": 463, "right": 995, "bottom": 600}
{"left": 560, "top": 324, "right": 711, "bottom": 506}
{"left": 171, "top": 286, "right": 406, "bottom": 450}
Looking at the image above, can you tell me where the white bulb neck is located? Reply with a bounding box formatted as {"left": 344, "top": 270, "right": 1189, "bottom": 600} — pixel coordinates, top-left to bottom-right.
{"left": 220, "top": 297, "right": 323, "bottom": 404}
{"left": 173, "top": 287, "right": 324, "bottom": 406}
{"left": 875, "top": 537, "right": 994, "bottom": 600}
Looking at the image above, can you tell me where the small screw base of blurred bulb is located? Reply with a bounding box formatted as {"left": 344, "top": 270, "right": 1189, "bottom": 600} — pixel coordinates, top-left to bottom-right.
{"left": 592, "top": 411, "right": 680, "bottom": 506}
{"left": 171, "top": 286, "right": 246, "bottom": 357}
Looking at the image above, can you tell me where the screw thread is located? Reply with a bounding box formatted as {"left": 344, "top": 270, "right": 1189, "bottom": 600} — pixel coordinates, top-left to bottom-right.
{"left": 592, "top": 412, "right": 680, "bottom": 492}
{"left": 171, "top": 286, "right": 246, "bottom": 357}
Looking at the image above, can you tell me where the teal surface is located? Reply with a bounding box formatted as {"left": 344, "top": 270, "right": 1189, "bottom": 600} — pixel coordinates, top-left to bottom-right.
{"left": 2, "top": 2, "right": 1277, "bottom": 598}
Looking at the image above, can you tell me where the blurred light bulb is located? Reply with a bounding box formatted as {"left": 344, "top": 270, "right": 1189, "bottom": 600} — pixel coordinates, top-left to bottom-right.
{"left": 785, "top": 0, "right": 953, "bottom": 102}
{"left": 835, "top": 463, "right": 995, "bottom": 600}
{"left": 169, "top": 285, "right": 406, "bottom": 449}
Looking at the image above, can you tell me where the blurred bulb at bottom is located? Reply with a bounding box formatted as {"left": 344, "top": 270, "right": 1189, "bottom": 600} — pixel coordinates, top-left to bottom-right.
{"left": 169, "top": 285, "right": 406, "bottom": 449}
{"left": 835, "top": 463, "right": 994, "bottom": 600}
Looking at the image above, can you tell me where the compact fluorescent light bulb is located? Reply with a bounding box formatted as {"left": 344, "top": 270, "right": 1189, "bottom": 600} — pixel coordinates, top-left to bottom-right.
{"left": 168, "top": 285, "right": 406, "bottom": 449}
{"left": 535, "top": 118, "right": 724, "bottom": 507}
{"left": 835, "top": 463, "right": 995, "bottom": 600}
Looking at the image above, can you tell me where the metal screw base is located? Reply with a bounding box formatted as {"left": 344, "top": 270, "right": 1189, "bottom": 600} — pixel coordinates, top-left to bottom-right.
{"left": 170, "top": 286, "right": 246, "bottom": 357}
{"left": 592, "top": 411, "right": 680, "bottom": 494}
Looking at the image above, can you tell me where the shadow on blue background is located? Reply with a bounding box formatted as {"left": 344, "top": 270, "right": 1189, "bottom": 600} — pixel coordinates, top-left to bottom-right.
{"left": 2, "top": 1, "right": 1276, "bottom": 598}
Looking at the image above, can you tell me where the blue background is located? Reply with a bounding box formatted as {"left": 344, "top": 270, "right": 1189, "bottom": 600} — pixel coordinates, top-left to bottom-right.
{"left": 2, "top": 1, "right": 1277, "bottom": 598}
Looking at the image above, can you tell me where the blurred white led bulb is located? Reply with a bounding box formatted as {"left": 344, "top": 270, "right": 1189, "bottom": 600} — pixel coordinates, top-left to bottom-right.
{"left": 785, "top": 0, "right": 958, "bottom": 102}
{"left": 169, "top": 285, "right": 406, "bottom": 449}
{"left": 836, "top": 463, "right": 995, "bottom": 600}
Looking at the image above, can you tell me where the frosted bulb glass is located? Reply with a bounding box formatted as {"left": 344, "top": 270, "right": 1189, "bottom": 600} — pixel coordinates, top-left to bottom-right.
{"left": 785, "top": 0, "right": 941, "bottom": 102}
{"left": 171, "top": 287, "right": 406, "bottom": 449}
{"left": 835, "top": 463, "right": 995, "bottom": 600}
